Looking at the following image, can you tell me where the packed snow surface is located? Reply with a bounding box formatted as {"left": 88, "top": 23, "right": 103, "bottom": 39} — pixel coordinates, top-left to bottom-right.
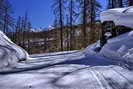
{"left": 0, "top": 30, "right": 133, "bottom": 88}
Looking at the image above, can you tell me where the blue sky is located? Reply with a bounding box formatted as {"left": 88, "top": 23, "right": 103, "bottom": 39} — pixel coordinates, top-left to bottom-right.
{"left": 10, "top": 0, "right": 107, "bottom": 29}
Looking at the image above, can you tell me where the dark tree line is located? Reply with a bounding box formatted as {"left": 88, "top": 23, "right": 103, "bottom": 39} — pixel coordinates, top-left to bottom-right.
{"left": 14, "top": 13, "right": 32, "bottom": 52}
{"left": 0, "top": 0, "right": 32, "bottom": 45}
{"left": 0, "top": 0, "right": 33, "bottom": 53}
{"left": 52, "top": 0, "right": 133, "bottom": 51}
{"left": 53, "top": 0, "right": 66, "bottom": 51}
{"left": 53, "top": 0, "right": 101, "bottom": 50}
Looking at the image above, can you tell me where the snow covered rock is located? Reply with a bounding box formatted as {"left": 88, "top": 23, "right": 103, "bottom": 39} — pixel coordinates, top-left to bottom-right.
{"left": 0, "top": 31, "right": 29, "bottom": 69}
{"left": 101, "top": 6, "right": 133, "bottom": 29}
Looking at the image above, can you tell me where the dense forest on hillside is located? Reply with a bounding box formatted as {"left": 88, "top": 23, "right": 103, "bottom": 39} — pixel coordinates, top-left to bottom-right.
{"left": 0, "top": 0, "right": 133, "bottom": 54}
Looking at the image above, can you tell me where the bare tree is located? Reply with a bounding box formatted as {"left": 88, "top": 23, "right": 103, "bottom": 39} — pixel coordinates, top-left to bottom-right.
{"left": 80, "top": 0, "right": 88, "bottom": 48}
{"left": 15, "top": 13, "right": 32, "bottom": 51}
{"left": 79, "top": 0, "right": 101, "bottom": 47}
{"left": 53, "top": 0, "right": 66, "bottom": 51}
{"left": 118, "top": 0, "right": 123, "bottom": 7}
{"left": 59, "top": 0, "right": 64, "bottom": 51}
{"left": 67, "top": 0, "right": 79, "bottom": 50}
{"left": 27, "top": 22, "right": 32, "bottom": 53}
{"left": 15, "top": 16, "right": 21, "bottom": 44}
{"left": 66, "top": 15, "right": 70, "bottom": 50}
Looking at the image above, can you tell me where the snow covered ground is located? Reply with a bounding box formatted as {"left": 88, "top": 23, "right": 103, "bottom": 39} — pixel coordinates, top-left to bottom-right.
{"left": 1, "top": 31, "right": 133, "bottom": 88}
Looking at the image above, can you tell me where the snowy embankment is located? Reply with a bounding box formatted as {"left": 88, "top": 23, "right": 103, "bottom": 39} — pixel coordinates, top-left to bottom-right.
{"left": 99, "top": 31, "right": 133, "bottom": 69}
{"left": 0, "top": 31, "right": 29, "bottom": 70}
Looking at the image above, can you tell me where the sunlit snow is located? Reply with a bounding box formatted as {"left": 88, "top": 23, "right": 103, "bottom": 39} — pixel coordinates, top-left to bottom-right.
{"left": 0, "top": 30, "right": 133, "bottom": 89}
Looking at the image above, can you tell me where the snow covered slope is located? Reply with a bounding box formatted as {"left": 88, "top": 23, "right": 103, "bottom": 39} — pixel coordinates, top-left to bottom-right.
{"left": 100, "top": 31, "right": 133, "bottom": 69}
{"left": 0, "top": 31, "right": 29, "bottom": 69}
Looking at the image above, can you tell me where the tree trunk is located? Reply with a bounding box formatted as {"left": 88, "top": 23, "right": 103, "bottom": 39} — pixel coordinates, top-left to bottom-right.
{"left": 3, "top": 8, "right": 8, "bottom": 34}
{"left": 59, "top": 0, "right": 63, "bottom": 51}
{"left": 82, "top": 0, "right": 87, "bottom": 48}
{"left": 119, "top": 0, "right": 123, "bottom": 7}
{"left": 70, "top": 0, "right": 75, "bottom": 50}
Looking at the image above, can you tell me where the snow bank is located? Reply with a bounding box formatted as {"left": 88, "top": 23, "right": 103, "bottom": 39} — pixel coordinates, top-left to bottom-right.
{"left": 0, "top": 31, "right": 29, "bottom": 69}
{"left": 100, "top": 31, "right": 133, "bottom": 68}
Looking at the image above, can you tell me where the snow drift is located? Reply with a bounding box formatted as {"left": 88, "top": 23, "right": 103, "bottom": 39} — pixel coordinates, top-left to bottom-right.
{"left": 0, "top": 31, "right": 29, "bottom": 69}
{"left": 100, "top": 31, "right": 133, "bottom": 68}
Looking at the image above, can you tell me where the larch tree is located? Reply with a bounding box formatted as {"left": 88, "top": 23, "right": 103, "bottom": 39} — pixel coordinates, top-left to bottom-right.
{"left": 80, "top": 0, "right": 88, "bottom": 48}
{"left": 15, "top": 13, "right": 32, "bottom": 50}
{"left": 67, "top": 0, "right": 79, "bottom": 50}
{"left": 15, "top": 16, "right": 21, "bottom": 44}
{"left": 27, "top": 22, "right": 32, "bottom": 53}
{"left": 79, "top": 0, "right": 101, "bottom": 47}
{"left": 89, "top": 0, "right": 101, "bottom": 44}
{"left": 53, "top": 0, "right": 66, "bottom": 51}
